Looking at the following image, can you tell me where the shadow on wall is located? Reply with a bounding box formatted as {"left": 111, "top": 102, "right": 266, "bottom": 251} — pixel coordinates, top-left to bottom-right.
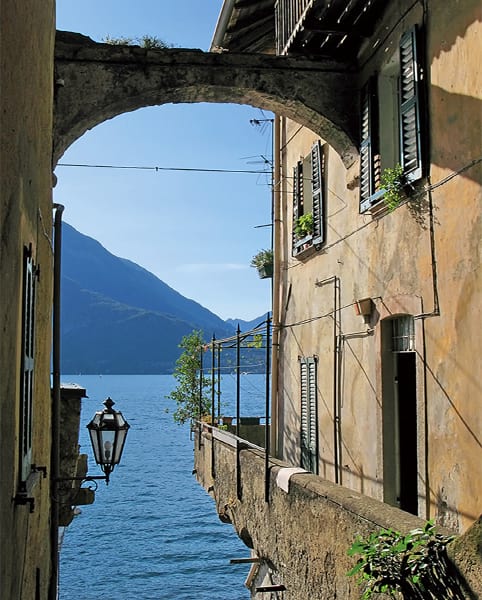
{"left": 430, "top": 2, "right": 481, "bottom": 62}
{"left": 429, "top": 0, "right": 482, "bottom": 183}
{"left": 430, "top": 86, "right": 482, "bottom": 184}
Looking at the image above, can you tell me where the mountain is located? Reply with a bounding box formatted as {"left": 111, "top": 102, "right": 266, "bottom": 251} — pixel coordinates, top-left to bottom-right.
{"left": 225, "top": 314, "right": 271, "bottom": 331}
{"left": 61, "top": 222, "right": 234, "bottom": 374}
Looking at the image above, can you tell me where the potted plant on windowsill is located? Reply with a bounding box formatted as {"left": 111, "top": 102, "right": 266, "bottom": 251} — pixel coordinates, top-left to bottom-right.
{"left": 295, "top": 212, "right": 314, "bottom": 240}
{"left": 294, "top": 212, "right": 314, "bottom": 252}
{"left": 250, "top": 248, "right": 273, "bottom": 279}
{"left": 380, "top": 164, "right": 405, "bottom": 211}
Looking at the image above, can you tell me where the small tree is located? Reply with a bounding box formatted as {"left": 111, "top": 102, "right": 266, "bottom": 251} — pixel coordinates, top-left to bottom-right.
{"left": 166, "top": 330, "right": 212, "bottom": 425}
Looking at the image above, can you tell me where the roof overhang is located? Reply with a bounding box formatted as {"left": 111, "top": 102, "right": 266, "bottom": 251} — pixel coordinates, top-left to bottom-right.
{"left": 212, "top": 0, "right": 388, "bottom": 61}
{"left": 211, "top": 0, "right": 276, "bottom": 54}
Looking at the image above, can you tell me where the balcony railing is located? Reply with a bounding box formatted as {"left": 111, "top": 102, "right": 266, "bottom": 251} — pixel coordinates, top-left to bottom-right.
{"left": 275, "top": 0, "right": 315, "bottom": 55}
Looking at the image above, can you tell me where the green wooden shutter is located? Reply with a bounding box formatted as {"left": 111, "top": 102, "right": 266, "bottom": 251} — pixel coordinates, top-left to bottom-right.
{"left": 399, "top": 26, "right": 423, "bottom": 181}
{"left": 360, "top": 79, "right": 377, "bottom": 212}
{"left": 300, "top": 357, "right": 318, "bottom": 474}
{"left": 311, "top": 141, "right": 325, "bottom": 246}
{"left": 20, "top": 246, "right": 36, "bottom": 482}
{"left": 300, "top": 359, "right": 310, "bottom": 469}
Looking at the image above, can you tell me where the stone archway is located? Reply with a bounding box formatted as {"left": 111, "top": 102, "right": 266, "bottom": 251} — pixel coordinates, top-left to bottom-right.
{"left": 54, "top": 31, "right": 360, "bottom": 168}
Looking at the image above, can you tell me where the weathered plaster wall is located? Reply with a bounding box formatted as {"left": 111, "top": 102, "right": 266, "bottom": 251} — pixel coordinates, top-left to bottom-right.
{"left": 195, "top": 433, "right": 479, "bottom": 599}
{"left": 422, "top": 0, "right": 482, "bottom": 533}
{"left": 0, "top": 1, "right": 55, "bottom": 598}
{"left": 276, "top": 0, "right": 481, "bottom": 535}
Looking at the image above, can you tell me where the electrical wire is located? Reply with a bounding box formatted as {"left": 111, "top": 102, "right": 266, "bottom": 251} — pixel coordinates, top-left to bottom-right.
{"left": 57, "top": 162, "right": 270, "bottom": 175}
{"left": 283, "top": 156, "right": 482, "bottom": 269}
{"left": 277, "top": 301, "right": 358, "bottom": 330}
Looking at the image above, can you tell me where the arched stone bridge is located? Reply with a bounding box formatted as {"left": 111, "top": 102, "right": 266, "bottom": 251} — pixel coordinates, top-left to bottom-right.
{"left": 54, "top": 31, "right": 360, "bottom": 167}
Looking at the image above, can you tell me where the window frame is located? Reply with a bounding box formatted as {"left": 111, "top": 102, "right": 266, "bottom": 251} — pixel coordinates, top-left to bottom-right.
{"left": 19, "top": 244, "right": 37, "bottom": 488}
{"left": 292, "top": 140, "right": 325, "bottom": 257}
{"left": 359, "top": 25, "right": 424, "bottom": 213}
{"left": 300, "top": 356, "right": 318, "bottom": 474}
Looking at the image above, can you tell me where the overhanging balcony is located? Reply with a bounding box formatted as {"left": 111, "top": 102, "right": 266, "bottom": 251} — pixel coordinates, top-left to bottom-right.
{"left": 275, "top": 0, "right": 386, "bottom": 58}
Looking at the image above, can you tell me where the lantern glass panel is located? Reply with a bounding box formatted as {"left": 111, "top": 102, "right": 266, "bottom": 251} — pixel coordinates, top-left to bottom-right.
{"left": 113, "top": 428, "right": 128, "bottom": 464}
{"left": 102, "top": 413, "right": 115, "bottom": 428}
{"left": 87, "top": 424, "right": 101, "bottom": 464}
{"left": 100, "top": 430, "right": 116, "bottom": 463}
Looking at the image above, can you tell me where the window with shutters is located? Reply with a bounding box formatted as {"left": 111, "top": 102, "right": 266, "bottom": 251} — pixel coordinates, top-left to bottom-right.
{"left": 292, "top": 141, "right": 325, "bottom": 257}
{"left": 19, "top": 244, "right": 37, "bottom": 488}
{"left": 360, "top": 25, "right": 425, "bottom": 213}
{"left": 300, "top": 357, "right": 318, "bottom": 474}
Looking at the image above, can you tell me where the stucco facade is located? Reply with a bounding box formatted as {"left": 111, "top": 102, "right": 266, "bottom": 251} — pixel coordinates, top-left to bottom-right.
{"left": 274, "top": 0, "right": 481, "bottom": 534}
{"left": 0, "top": 1, "right": 56, "bottom": 598}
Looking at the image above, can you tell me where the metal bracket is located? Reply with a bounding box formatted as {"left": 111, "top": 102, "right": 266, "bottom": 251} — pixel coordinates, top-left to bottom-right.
{"left": 13, "top": 492, "right": 35, "bottom": 513}
{"left": 55, "top": 475, "right": 107, "bottom": 490}
{"left": 256, "top": 584, "right": 286, "bottom": 593}
{"left": 230, "top": 557, "right": 262, "bottom": 564}
{"left": 32, "top": 464, "right": 47, "bottom": 478}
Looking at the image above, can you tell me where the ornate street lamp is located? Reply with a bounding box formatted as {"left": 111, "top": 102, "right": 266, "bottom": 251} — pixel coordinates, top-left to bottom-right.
{"left": 86, "top": 397, "right": 130, "bottom": 484}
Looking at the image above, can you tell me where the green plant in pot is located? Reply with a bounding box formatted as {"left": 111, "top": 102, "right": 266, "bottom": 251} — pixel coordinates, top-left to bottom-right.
{"left": 250, "top": 248, "right": 273, "bottom": 279}
{"left": 295, "top": 212, "right": 314, "bottom": 238}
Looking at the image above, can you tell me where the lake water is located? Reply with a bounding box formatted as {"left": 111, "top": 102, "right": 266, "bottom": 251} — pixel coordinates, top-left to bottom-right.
{"left": 59, "top": 374, "right": 268, "bottom": 600}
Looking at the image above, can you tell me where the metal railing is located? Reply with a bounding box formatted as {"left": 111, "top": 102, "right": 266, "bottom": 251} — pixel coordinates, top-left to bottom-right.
{"left": 196, "top": 315, "right": 272, "bottom": 502}
{"left": 275, "top": 0, "right": 315, "bottom": 54}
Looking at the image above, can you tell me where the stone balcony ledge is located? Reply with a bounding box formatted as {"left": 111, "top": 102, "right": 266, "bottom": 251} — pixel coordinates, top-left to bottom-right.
{"left": 194, "top": 428, "right": 478, "bottom": 599}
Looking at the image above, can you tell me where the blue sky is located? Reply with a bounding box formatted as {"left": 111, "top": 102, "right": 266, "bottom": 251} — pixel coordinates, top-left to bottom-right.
{"left": 55, "top": 1, "right": 273, "bottom": 321}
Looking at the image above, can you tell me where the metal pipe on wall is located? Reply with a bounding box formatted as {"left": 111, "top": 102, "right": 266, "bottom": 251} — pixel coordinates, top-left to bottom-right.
{"left": 264, "top": 315, "right": 271, "bottom": 503}
{"left": 334, "top": 277, "right": 341, "bottom": 484}
{"left": 315, "top": 275, "right": 341, "bottom": 483}
{"left": 49, "top": 203, "right": 64, "bottom": 600}
{"left": 270, "top": 115, "right": 281, "bottom": 457}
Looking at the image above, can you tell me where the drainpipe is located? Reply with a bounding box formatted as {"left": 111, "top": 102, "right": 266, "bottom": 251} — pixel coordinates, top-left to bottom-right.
{"left": 315, "top": 276, "right": 341, "bottom": 483}
{"left": 49, "top": 203, "right": 64, "bottom": 600}
{"left": 270, "top": 115, "right": 281, "bottom": 457}
{"left": 210, "top": 0, "right": 236, "bottom": 50}
{"left": 334, "top": 277, "right": 342, "bottom": 484}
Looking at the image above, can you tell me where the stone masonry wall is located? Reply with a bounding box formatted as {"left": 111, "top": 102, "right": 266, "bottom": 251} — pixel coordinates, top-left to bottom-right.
{"left": 194, "top": 431, "right": 480, "bottom": 599}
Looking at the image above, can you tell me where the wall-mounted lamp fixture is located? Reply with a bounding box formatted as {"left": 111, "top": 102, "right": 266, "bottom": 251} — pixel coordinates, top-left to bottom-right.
{"left": 354, "top": 298, "right": 374, "bottom": 324}
{"left": 56, "top": 397, "right": 130, "bottom": 489}
{"left": 86, "top": 397, "right": 130, "bottom": 484}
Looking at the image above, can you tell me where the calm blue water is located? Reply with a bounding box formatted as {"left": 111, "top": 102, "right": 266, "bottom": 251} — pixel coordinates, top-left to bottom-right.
{"left": 59, "top": 374, "right": 268, "bottom": 600}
